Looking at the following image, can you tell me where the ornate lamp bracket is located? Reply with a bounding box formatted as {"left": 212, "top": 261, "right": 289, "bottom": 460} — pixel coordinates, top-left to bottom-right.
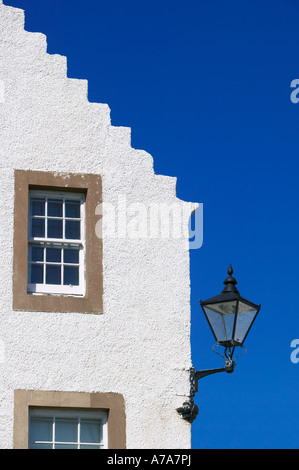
{"left": 177, "top": 360, "right": 235, "bottom": 423}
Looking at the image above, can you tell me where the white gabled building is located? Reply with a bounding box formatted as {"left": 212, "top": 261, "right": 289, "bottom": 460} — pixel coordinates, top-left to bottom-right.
{"left": 0, "top": 1, "right": 198, "bottom": 449}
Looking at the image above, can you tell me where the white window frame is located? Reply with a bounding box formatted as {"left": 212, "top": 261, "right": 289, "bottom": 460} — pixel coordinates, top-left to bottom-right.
{"left": 27, "top": 190, "right": 86, "bottom": 296}
{"left": 29, "top": 408, "right": 108, "bottom": 449}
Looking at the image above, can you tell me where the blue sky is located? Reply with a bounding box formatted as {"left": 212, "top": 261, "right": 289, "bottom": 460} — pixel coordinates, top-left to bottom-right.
{"left": 4, "top": 0, "right": 299, "bottom": 449}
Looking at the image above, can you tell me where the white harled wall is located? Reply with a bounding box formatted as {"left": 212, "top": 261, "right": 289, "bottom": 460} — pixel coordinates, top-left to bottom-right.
{"left": 0, "top": 1, "right": 198, "bottom": 448}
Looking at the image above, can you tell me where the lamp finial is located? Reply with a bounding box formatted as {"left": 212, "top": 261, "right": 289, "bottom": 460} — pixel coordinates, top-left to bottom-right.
{"left": 227, "top": 264, "right": 233, "bottom": 275}
{"left": 222, "top": 264, "right": 239, "bottom": 294}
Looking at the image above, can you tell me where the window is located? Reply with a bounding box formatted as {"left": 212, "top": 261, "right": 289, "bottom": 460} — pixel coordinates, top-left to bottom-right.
{"left": 29, "top": 409, "right": 108, "bottom": 449}
{"left": 14, "top": 390, "right": 126, "bottom": 449}
{"left": 13, "top": 170, "right": 103, "bottom": 314}
{"left": 28, "top": 190, "right": 85, "bottom": 296}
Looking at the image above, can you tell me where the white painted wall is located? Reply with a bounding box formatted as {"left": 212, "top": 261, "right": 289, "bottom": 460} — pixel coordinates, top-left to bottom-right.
{"left": 0, "top": 1, "right": 198, "bottom": 448}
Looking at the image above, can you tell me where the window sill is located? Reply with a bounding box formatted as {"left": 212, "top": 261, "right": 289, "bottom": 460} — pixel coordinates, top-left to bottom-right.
{"left": 13, "top": 292, "right": 102, "bottom": 314}
{"left": 27, "top": 291, "right": 85, "bottom": 298}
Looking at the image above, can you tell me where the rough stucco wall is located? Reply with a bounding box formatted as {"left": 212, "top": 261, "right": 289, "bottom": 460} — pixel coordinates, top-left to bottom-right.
{"left": 0, "top": 1, "right": 198, "bottom": 448}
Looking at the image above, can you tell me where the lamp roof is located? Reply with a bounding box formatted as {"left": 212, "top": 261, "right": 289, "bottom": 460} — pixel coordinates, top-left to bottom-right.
{"left": 200, "top": 265, "right": 260, "bottom": 309}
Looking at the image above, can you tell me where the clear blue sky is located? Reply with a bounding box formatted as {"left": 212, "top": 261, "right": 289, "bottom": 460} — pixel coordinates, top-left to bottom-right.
{"left": 4, "top": 0, "right": 299, "bottom": 449}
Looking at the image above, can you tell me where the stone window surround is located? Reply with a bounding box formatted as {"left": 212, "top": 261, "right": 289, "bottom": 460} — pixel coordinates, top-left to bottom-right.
{"left": 14, "top": 390, "right": 126, "bottom": 449}
{"left": 13, "top": 170, "right": 103, "bottom": 314}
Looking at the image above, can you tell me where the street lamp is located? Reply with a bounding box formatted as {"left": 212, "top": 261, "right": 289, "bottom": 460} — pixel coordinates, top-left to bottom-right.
{"left": 177, "top": 265, "right": 261, "bottom": 423}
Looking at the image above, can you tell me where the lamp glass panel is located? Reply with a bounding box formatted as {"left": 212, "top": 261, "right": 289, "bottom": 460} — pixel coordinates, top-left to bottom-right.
{"left": 234, "top": 301, "right": 257, "bottom": 344}
{"left": 203, "top": 300, "right": 237, "bottom": 343}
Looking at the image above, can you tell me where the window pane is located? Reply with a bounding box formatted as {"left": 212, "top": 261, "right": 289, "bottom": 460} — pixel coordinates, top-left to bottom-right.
{"left": 65, "top": 220, "right": 80, "bottom": 240}
{"left": 64, "top": 248, "right": 79, "bottom": 264}
{"left": 203, "top": 301, "right": 237, "bottom": 343}
{"left": 31, "top": 218, "right": 45, "bottom": 238}
{"left": 46, "top": 265, "right": 61, "bottom": 285}
{"left": 63, "top": 266, "right": 79, "bottom": 286}
{"left": 234, "top": 302, "right": 257, "bottom": 345}
{"left": 55, "top": 444, "right": 78, "bottom": 449}
{"left": 47, "top": 219, "right": 63, "bottom": 239}
{"left": 30, "top": 443, "right": 53, "bottom": 449}
{"left": 30, "top": 198, "right": 45, "bottom": 216}
{"left": 80, "top": 420, "right": 102, "bottom": 444}
{"left": 30, "top": 264, "right": 43, "bottom": 284}
{"left": 55, "top": 418, "right": 77, "bottom": 443}
{"left": 30, "top": 246, "right": 44, "bottom": 262}
{"left": 46, "top": 247, "right": 61, "bottom": 263}
{"left": 30, "top": 417, "right": 52, "bottom": 442}
{"left": 65, "top": 200, "right": 81, "bottom": 219}
{"left": 48, "top": 199, "right": 63, "bottom": 217}
{"left": 80, "top": 444, "right": 102, "bottom": 449}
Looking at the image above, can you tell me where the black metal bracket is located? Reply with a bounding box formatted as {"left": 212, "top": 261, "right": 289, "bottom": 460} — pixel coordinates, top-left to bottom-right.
{"left": 191, "top": 360, "right": 235, "bottom": 395}
{"left": 177, "top": 360, "right": 235, "bottom": 423}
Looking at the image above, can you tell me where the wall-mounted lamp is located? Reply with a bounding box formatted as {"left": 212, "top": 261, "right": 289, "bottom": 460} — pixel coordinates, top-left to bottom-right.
{"left": 177, "top": 265, "right": 261, "bottom": 423}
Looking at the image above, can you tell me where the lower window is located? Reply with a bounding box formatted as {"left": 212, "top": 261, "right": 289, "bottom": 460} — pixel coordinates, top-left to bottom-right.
{"left": 29, "top": 408, "right": 108, "bottom": 449}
